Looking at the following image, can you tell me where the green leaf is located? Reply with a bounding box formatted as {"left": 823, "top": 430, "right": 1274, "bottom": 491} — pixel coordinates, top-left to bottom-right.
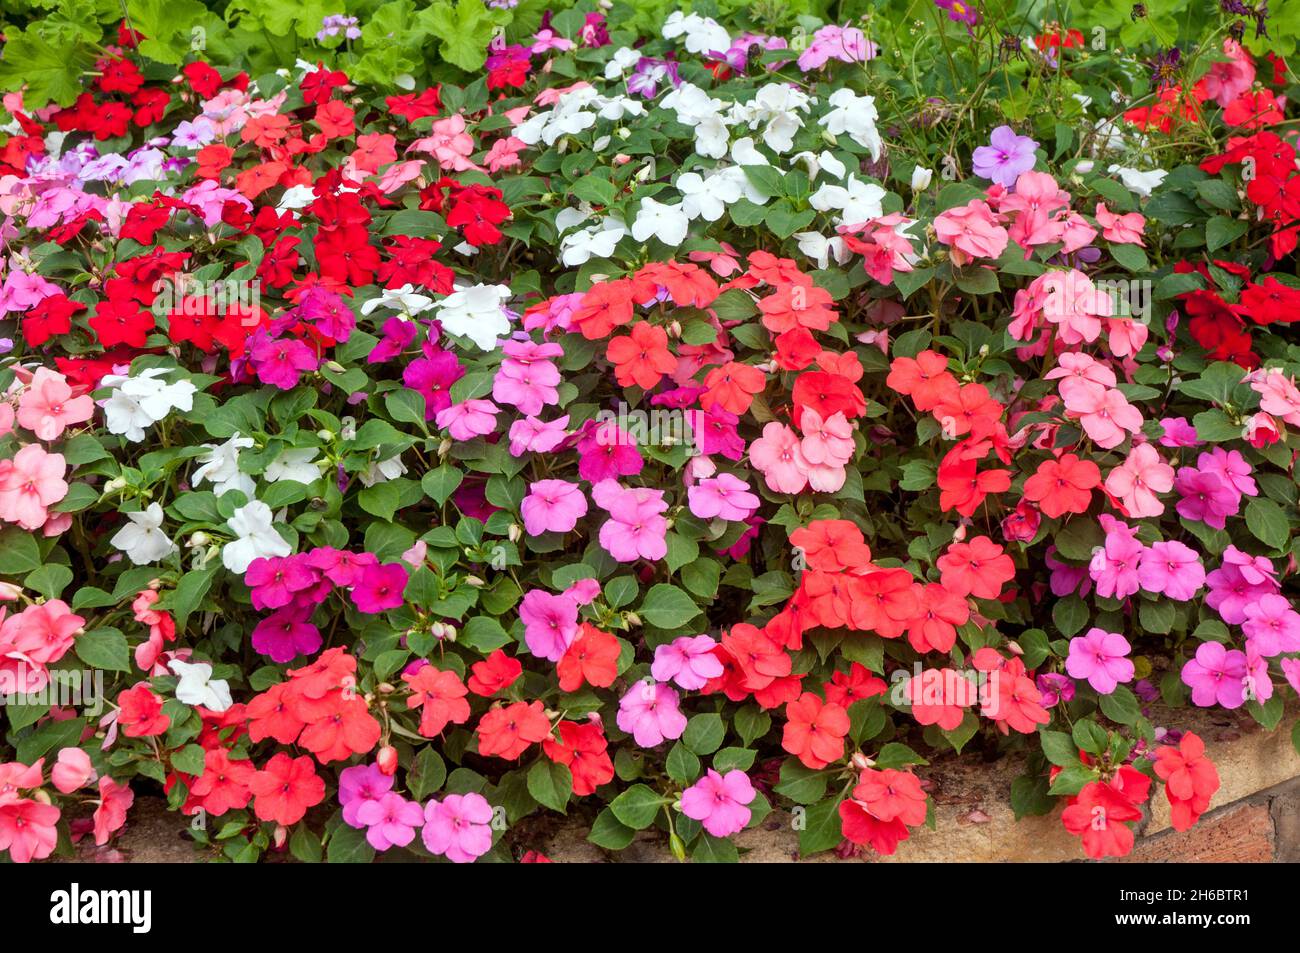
{"left": 408, "top": 747, "right": 448, "bottom": 801}
{"left": 0, "top": 29, "right": 94, "bottom": 107}
{"left": 1246, "top": 498, "right": 1289, "bottom": 551}
{"left": 874, "top": 742, "right": 928, "bottom": 770}
{"left": 0, "top": 529, "right": 42, "bottom": 575}
{"left": 571, "top": 175, "right": 617, "bottom": 207}
{"left": 682, "top": 713, "right": 725, "bottom": 756}
{"left": 419, "top": 0, "right": 496, "bottom": 72}
{"left": 526, "top": 759, "right": 573, "bottom": 812}
{"left": 609, "top": 783, "right": 664, "bottom": 829}
{"left": 74, "top": 628, "right": 131, "bottom": 673}
{"left": 24, "top": 564, "right": 72, "bottom": 600}
{"left": 665, "top": 743, "right": 702, "bottom": 783}
{"left": 798, "top": 795, "right": 846, "bottom": 855}
{"left": 639, "top": 584, "right": 700, "bottom": 629}
{"left": 1098, "top": 685, "right": 1143, "bottom": 725}
{"left": 326, "top": 823, "right": 376, "bottom": 863}
{"left": 1039, "top": 729, "right": 1080, "bottom": 767}
{"left": 588, "top": 807, "right": 637, "bottom": 849}
{"left": 422, "top": 466, "right": 464, "bottom": 506}
{"left": 1052, "top": 596, "right": 1089, "bottom": 637}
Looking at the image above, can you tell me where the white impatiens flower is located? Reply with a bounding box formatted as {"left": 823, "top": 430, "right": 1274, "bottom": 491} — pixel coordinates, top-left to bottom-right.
{"left": 560, "top": 218, "right": 628, "bottom": 266}
{"left": 513, "top": 86, "right": 602, "bottom": 147}
{"left": 191, "top": 433, "right": 256, "bottom": 497}
{"left": 1108, "top": 165, "right": 1168, "bottom": 198}
{"left": 677, "top": 171, "right": 743, "bottom": 222}
{"left": 360, "top": 284, "right": 436, "bottom": 317}
{"left": 169, "top": 659, "right": 233, "bottom": 712}
{"left": 661, "top": 84, "right": 731, "bottom": 159}
{"left": 604, "top": 46, "right": 642, "bottom": 79}
{"left": 794, "top": 232, "right": 852, "bottom": 271}
{"left": 792, "top": 150, "right": 847, "bottom": 182}
{"left": 360, "top": 454, "right": 407, "bottom": 488}
{"left": 433, "top": 283, "right": 512, "bottom": 350}
{"left": 661, "top": 11, "right": 731, "bottom": 55}
{"left": 222, "top": 500, "right": 291, "bottom": 574}
{"left": 265, "top": 447, "right": 325, "bottom": 484}
{"left": 911, "top": 166, "right": 934, "bottom": 191}
{"left": 818, "top": 89, "right": 883, "bottom": 160}
{"left": 631, "top": 196, "right": 690, "bottom": 247}
{"left": 731, "top": 84, "right": 811, "bottom": 154}
{"left": 810, "top": 175, "right": 888, "bottom": 227}
{"left": 110, "top": 503, "right": 178, "bottom": 565}
{"left": 100, "top": 368, "right": 197, "bottom": 443}
{"left": 275, "top": 184, "right": 317, "bottom": 215}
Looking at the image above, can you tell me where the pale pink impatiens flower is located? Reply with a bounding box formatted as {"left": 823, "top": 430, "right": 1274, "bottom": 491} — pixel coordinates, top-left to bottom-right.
{"left": 1070, "top": 387, "right": 1143, "bottom": 449}
{"left": 421, "top": 792, "right": 493, "bottom": 863}
{"left": 748, "top": 421, "right": 809, "bottom": 494}
{"left": 0, "top": 444, "right": 68, "bottom": 530}
{"left": 687, "top": 473, "right": 759, "bottom": 522}
{"left": 434, "top": 399, "right": 499, "bottom": 441}
{"left": 521, "top": 479, "right": 588, "bottom": 536}
{"left": 799, "top": 408, "right": 854, "bottom": 466}
{"left": 1095, "top": 203, "right": 1146, "bottom": 245}
{"left": 51, "top": 747, "right": 95, "bottom": 793}
{"left": 680, "top": 768, "right": 756, "bottom": 838}
{"left": 1104, "top": 443, "right": 1174, "bottom": 517}
{"left": 1046, "top": 350, "right": 1116, "bottom": 405}
{"left": 16, "top": 368, "right": 93, "bottom": 441}
{"left": 933, "top": 199, "right": 1008, "bottom": 265}
{"left": 1181, "top": 641, "right": 1248, "bottom": 709}
{"left": 410, "top": 114, "right": 482, "bottom": 172}
{"left": 616, "top": 680, "right": 688, "bottom": 748}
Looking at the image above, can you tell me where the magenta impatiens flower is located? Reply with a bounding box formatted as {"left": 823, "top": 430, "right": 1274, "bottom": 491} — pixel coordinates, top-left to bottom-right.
{"left": 971, "top": 125, "right": 1037, "bottom": 187}
{"left": 403, "top": 348, "right": 464, "bottom": 418}
{"left": 651, "top": 634, "right": 724, "bottom": 690}
{"left": 680, "top": 768, "right": 755, "bottom": 837}
{"left": 616, "top": 680, "right": 688, "bottom": 747}
{"left": 521, "top": 479, "right": 587, "bottom": 536}
{"left": 493, "top": 338, "right": 562, "bottom": 416}
{"left": 687, "top": 472, "right": 760, "bottom": 522}
{"left": 519, "top": 588, "right": 578, "bottom": 661}
{"left": 1137, "top": 540, "right": 1205, "bottom": 601}
{"left": 245, "top": 554, "right": 320, "bottom": 610}
{"left": 350, "top": 562, "right": 409, "bottom": 614}
{"left": 250, "top": 335, "right": 320, "bottom": 389}
{"left": 1066, "top": 628, "right": 1134, "bottom": 694}
{"left": 339, "top": 763, "right": 393, "bottom": 828}
{"left": 577, "top": 419, "right": 643, "bottom": 482}
{"left": 251, "top": 607, "right": 322, "bottom": 662}
{"left": 508, "top": 414, "right": 570, "bottom": 456}
{"left": 1173, "top": 467, "right": 1239, "bottom": 529}
{"left": 1180, "top": 641, "right": 1248, "bottom": 709}
{"left": 1205, "top": 546, "right": 1278, "bottom": 624}
{"left": 422, "top": 792, "right": 493, "bottom": 863}
{"left": 1088, "top": 516, "right": 1142, "bottom": 600}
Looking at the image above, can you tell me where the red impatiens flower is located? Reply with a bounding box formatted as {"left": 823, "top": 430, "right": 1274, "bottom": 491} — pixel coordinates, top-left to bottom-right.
{"left": 1152, "top": 731, "right": 1220, "bottom": 831}
{"left": 402, "top": 665, "right": 472, "bottom": 737}
{"left": 1061, "top": 765, "right": 1150, "bottom": 858}
{"left": 542, "top": 721, "right": 615, "bottom": 796}
{"left": 467, "top": 649, "right": 523, "bottom": 697}
{"left": 607, "top": 322, "right": 676, "bottom": 390}
{"left": 571, "top": 279, "right": 635, "bottom": 339}
{"left": 839, "top": 767, "right": 928, "bottom": 856}
{"left": 476, "top": 700, "right": 551, "bottom": 760}
{"left": 1022, "top": 452, "right": 1101, "bottom": 518}
{"left": 788, "top": 519, "right": 871, "bottom": 573}
{"left": 89, "top": 297, "right": 155, "bottom": 348}
{"left": 22, "top": 294, "right": 85, "bottom": 347}
{"left": 781, "top": 692, "right": 850, "bottom": 770}
{"left": 116, "top": 684, "right": 170, "bottom": 738}
{"left": 906, "top": 582, "right": 970, "bottom": 654}
{"left": 822, "top": 662, "right": 887, "bottom": 709}
{"left": 556, "top": 624, "right": 621, "bottom": 692}
{"left": 249, "top": 753, "right": 326, "bottom": 826}
{"left": 188, "top": 748, "right": 256, "bottom": 816}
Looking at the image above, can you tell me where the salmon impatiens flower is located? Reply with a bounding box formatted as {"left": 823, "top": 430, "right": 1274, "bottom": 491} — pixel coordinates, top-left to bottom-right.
{"left": 781, "top": 692, "right": 850, "bottom": 769}
{"left": 15, "top": 368, "right": 93, "bottom": 441}
{"left": 1104, "top": 443, "right": 1174, "bottom": 518}
{"left": 606, "top": 321, "right": 676, "bottom": 390}
{"left": 936, "top": 536, "right": 1015, "bottom": 600}
{"left": 1022, "top": 452, "right": 1100, "bottom": 518}
{"left": 0, "top": 444, "right": 68, "bottom": 530}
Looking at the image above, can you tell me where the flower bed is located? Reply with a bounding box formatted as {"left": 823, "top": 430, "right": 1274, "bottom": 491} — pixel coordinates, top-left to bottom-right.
{"left": 1, "top": 0, "right": 1299, "bottom": 864}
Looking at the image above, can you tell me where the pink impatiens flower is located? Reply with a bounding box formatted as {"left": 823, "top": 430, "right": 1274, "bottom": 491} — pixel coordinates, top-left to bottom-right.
{"left": 0, "top": 444, "right": 68, "bottom": 530}
{"left": 519, "top": 588, "right": 579, "bottom": 662}
{"left": 687, "top": 473, "right": 759, "bottom": 522}
{"left": 0, "top": 797, "right": 60, "bottom": 862}
{"left": 508, "top": 414, "right": 569, "bottom": 456}
{"left": 680, "top": 768, "right": 755, "bottom": 837}
{"left": 651, "top": 634, "right": 724, "bottom": 690}
{"left": 1173, "top": 467, "right": 1238, "bottom": 529}
{"left": 356, "top": 791, "right": 425, "bottom": 851}
{"left": 350, "top": 562, "right": 409, "bottom": 614}
{"left": 1095, "top": 202, "right": 1146, "bottom": 244}
{"left": 1137, "top": 540, "right": 1205, "bottom": 601}
{"left": 593, "top": 480, "right": 668, "bottom": 563}
{"left": 1181, "top": 641, "right": 1248, "bottom": 709}
{"left": 748, "top": 421, "right": 809, "bottom": 494}
{"left": 16, "top": 368, "right": 93, "bottom": 441}
{"left": 1066, "top": 628, "right": 1135, "bottom": 694}
{"left": 421, "top": 792, "right": 493, "bottom": 863}
{"left": 435, "top": 399, "right": 499, "bottom": 441}
{"left": 521, "top": 479, "right": 588, "bottom": 536}
{"left": 933, "top": 199, "right": 1009, "bottom": 264}
{"left": 1240, "top": 594, "right": 1300, "bottom": 657}
{"left": 1070, "top": 387, "right": 1142, "bottom": 449}
{"left": 798, "top": 408, "right": 854, "bottom": 466}
{"left": 1104, "top": 443, "right": 1173, "bottom": 518}
{"left": 616, "top": 680, "right": 688, "bottom": 747}
{"left": 1089, "top": 516, "right": 1143, "bottom": 600}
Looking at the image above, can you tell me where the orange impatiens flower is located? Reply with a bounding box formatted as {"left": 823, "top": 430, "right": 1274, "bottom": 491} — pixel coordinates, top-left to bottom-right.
{"left": 930, "top": 381, "right": 1003, "bottom": 439}
{"left": 571, "top": 279, "right": 635, "bottom": 340}
{"left": 235, "top": 160, "right": 289, "bottom": 200}
{"left": 937, "top": 447, "right": 1011, "bottom": 517}
{"left": 606, "top": 321, "right": 676, "bottom": 390}
{"left": 1022, "top": 452, "right": 1101, "bottom": 518}
{"left": 758, "top": 282, "right": 836, "bottom": 334}
{"left": 936, "top": 535, "right": 1015, "bottom": 600}
{"left": 702, "top": 361, "right": 765, "bottom": 414}
{"left": 887, "top": 350, "right": 958, "bottom": 411}
{"left": 789, "top": 519, "right": 871, "bottom": 572}
{"left": 1152, "top": 731, "right": 1220, "bottom": 831}
{"left": 556, "top": 624, "right": 621, "bottom": 692}
{"left": 240, "top": 113, "right": 292, "bottom": 148}
{"left": 403, "top": 664, "right": 472, "bottom": 737}
{"left": 633, "top": 261, "right": 718, "bottom": 308}
{"left": 781, "top": 692, "right": 850, "bottom": 769}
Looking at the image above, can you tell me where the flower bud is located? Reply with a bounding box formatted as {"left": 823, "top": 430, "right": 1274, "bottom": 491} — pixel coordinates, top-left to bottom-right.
{"left": 188, "top": 531, "right": 210, "bottom": 547}
{"left": 0, "top": 582, "right": 22, "bottom": 601}
{"left": 851, "top": 752, "right": 875, "bottom": 771}
{"left": 316, "top": 429, "right": 335, "bottom": 441}
{"left": 464, "top": 575, "right": 486, "bottom": 588}
{"left": 273, "top": 824, "right": 288, "bottom": 849}
{"left": 377, "top": 682, "right": 395, "bottom": 694}
{"left": 911, "top": 166, "right": 934, "bottom": 191}
{"left": 103, "top": 477, "right": 127, "bottom": 494}
{"left": 507, "top": 523, "right": 522, "bottom": 543}
{"left": 376, "top": 745, "right": 399, "bottom": 776}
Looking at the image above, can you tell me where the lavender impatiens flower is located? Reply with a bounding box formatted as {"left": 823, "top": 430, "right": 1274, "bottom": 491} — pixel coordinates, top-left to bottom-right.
{"left": 971, "top": 125, "right": 1038, "bottom": 187}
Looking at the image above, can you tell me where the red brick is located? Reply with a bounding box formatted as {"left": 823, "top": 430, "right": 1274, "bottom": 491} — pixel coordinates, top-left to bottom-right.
{"left": 1123, "top": 804, "right": 1273, "bottom": 863}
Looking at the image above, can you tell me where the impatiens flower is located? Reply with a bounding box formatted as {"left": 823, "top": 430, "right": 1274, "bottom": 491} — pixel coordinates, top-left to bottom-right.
{"left": 477, "top": 700, "right": 551, "bottom": 760}
{"left": 16, "top": 368, "right": 93, "bottom": 441}
{"left": 189, "top": 749, "right": 255, "bottom": 817}
{"left": 1153, "top": 731, "right": 1220, "bottom": 832}
{"left": 1089, "top": 516, "right": 1144, "bottom": 600}
{"left": 1173, "top": 466, "right": 1239, "bottom": 529}
{"left": 607, "top": 322, "right": 676, "bottom": 390}
{"left": 1066, "top": 628, "right": 1134, "bottom": 694}
{"left": 51, "top": 748, "right": 95, "bottom": 793}
{"left": 1070, "top": 387, "right": 1143, "bottom": 449}
{"left": 680, "top": 768, "right": 755, "bottom": 837}
{"left": 1240, "top": 594, "right": 1300, "bottom": 657}
{"left": 169, "top": 658, "right": 233, "bottom": 711}
{"left": 265, "top": 447, "right": 325, "bottom": 484}
{"left": 433, "top": 284, "right": 513, "bottom": 350}
{"left": 651, "top": 634, "right": 724, "bottom": 690}
{"left": 521, "top": 479, "right": 588, "bottom": 536}
{"left": 781, "top": 692, "right": 850, "bottom": 769}
{"left": 594, "top": 481, "right": 669, "bottom": 563}
{"left": 191, "top": 433, "right": 256, "bottom": 498}
{"left": 1022, "top": 452, "right": 1100, "bottom": 518}
{"left": 110, "top": 502, "right": 177, "bottom": 565}
{"left": 100, "top": 368, "right": 198, "bottom": 443}
{"left": 116, "top": 683, "right": 170, "bottom": 737}
{"left": 1137, "top": 540, "right": 1205, "bottom": 601}
{"left": 933, "top": 199, "right": 1009, "bottom": 264}
{"left": 631, "top": 196, "right": 690, "bottom": 247}
{"left": 520, "top": 588, "right": 579, "bottom": 662}
{"left": 1061, "top": 768, "right": 1149, "bottom": 858}
{"left": 749, "top": 421, "right": 809, "bottom": 494}
{"left": 339, "top": 764, "right": 394, "bottom": 828}
{"left": 1104, "top": 443, "right": 1174, "bottom": 518}
{"left": 468, "top": 649, "right": 523, "bottom": 697}
{"left": 435, "top": 399, "right": 499, "bottom": 441}
{"left": 556, "top": 624, "right": 621, "bottom": 692}
{"left": 249, "top": 335, "right": 320, "bottom": 389}
{"left": 936, "top": 536, "right": 1015, "bottom": 600}
{"left": 249, "top": 752, "right": 326, "bottom": 825}
{"left": 578, "top": 419, "right": 644, "bottom": 482}
{"left": 0, "top": 444, "right": 68, "bottom": 530}
{"left": 223, "top": 500, "right": 292, "bottom": 573}
{"left": 838, "top": 768, "right": 927, "bottom": 856}
{"left": 616, "top": 680, "right": 688, "bottom": 748}
{"left": 422, "top": 792, "right": 493, "bottom": 863}
{"left": 509, "top": 415, "right": 570, "bottom": 456}
{"left": 356, "top": 792, "right": 424, "bottom": 851}
{"left": 687, "top": 473, "right": 759, "bottom": 522}
{"left": 252, "top": 608, "right": 322, "bottom": 663}
{"left": 972, "top": 125, "right": 1038, "bottom": 187}
{"left": 351, "top": 562, "right": 409, "bottom": 614}
{"left": 0, "top": 797, "right": 60, "bottom": 863}
{"left": 1180, "top": 641, "right": 1248, "bottom": 709}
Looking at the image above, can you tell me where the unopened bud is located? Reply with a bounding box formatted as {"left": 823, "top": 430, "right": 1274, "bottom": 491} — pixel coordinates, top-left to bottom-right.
{"left": 188, "top": 531, "right": 210, "bottom": 547}
{"left": 316, "top": 429, "right": 335, "bottom": 441}
{"left": 507, "top": 523, "right": 522, "bottom": 543}
{"left": 624, "top": 611, "right": 641, "bottom": 627}
{"left": 464, "top": 575, "right": 486, "bottom": 588}
{"left": 851, "top": 752, "right": 875, "bottom": 771}
{"left": 376, "top": 745, "right": 399, "bottom": 776}
{"left": 377, "top": 682, "right": 395, "bottom": 694}
{"left": 272, "top": 824, "right": 288, "bottom": 849}
{"left": 103, "top": 477, "right": 127, "bottom": 494}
